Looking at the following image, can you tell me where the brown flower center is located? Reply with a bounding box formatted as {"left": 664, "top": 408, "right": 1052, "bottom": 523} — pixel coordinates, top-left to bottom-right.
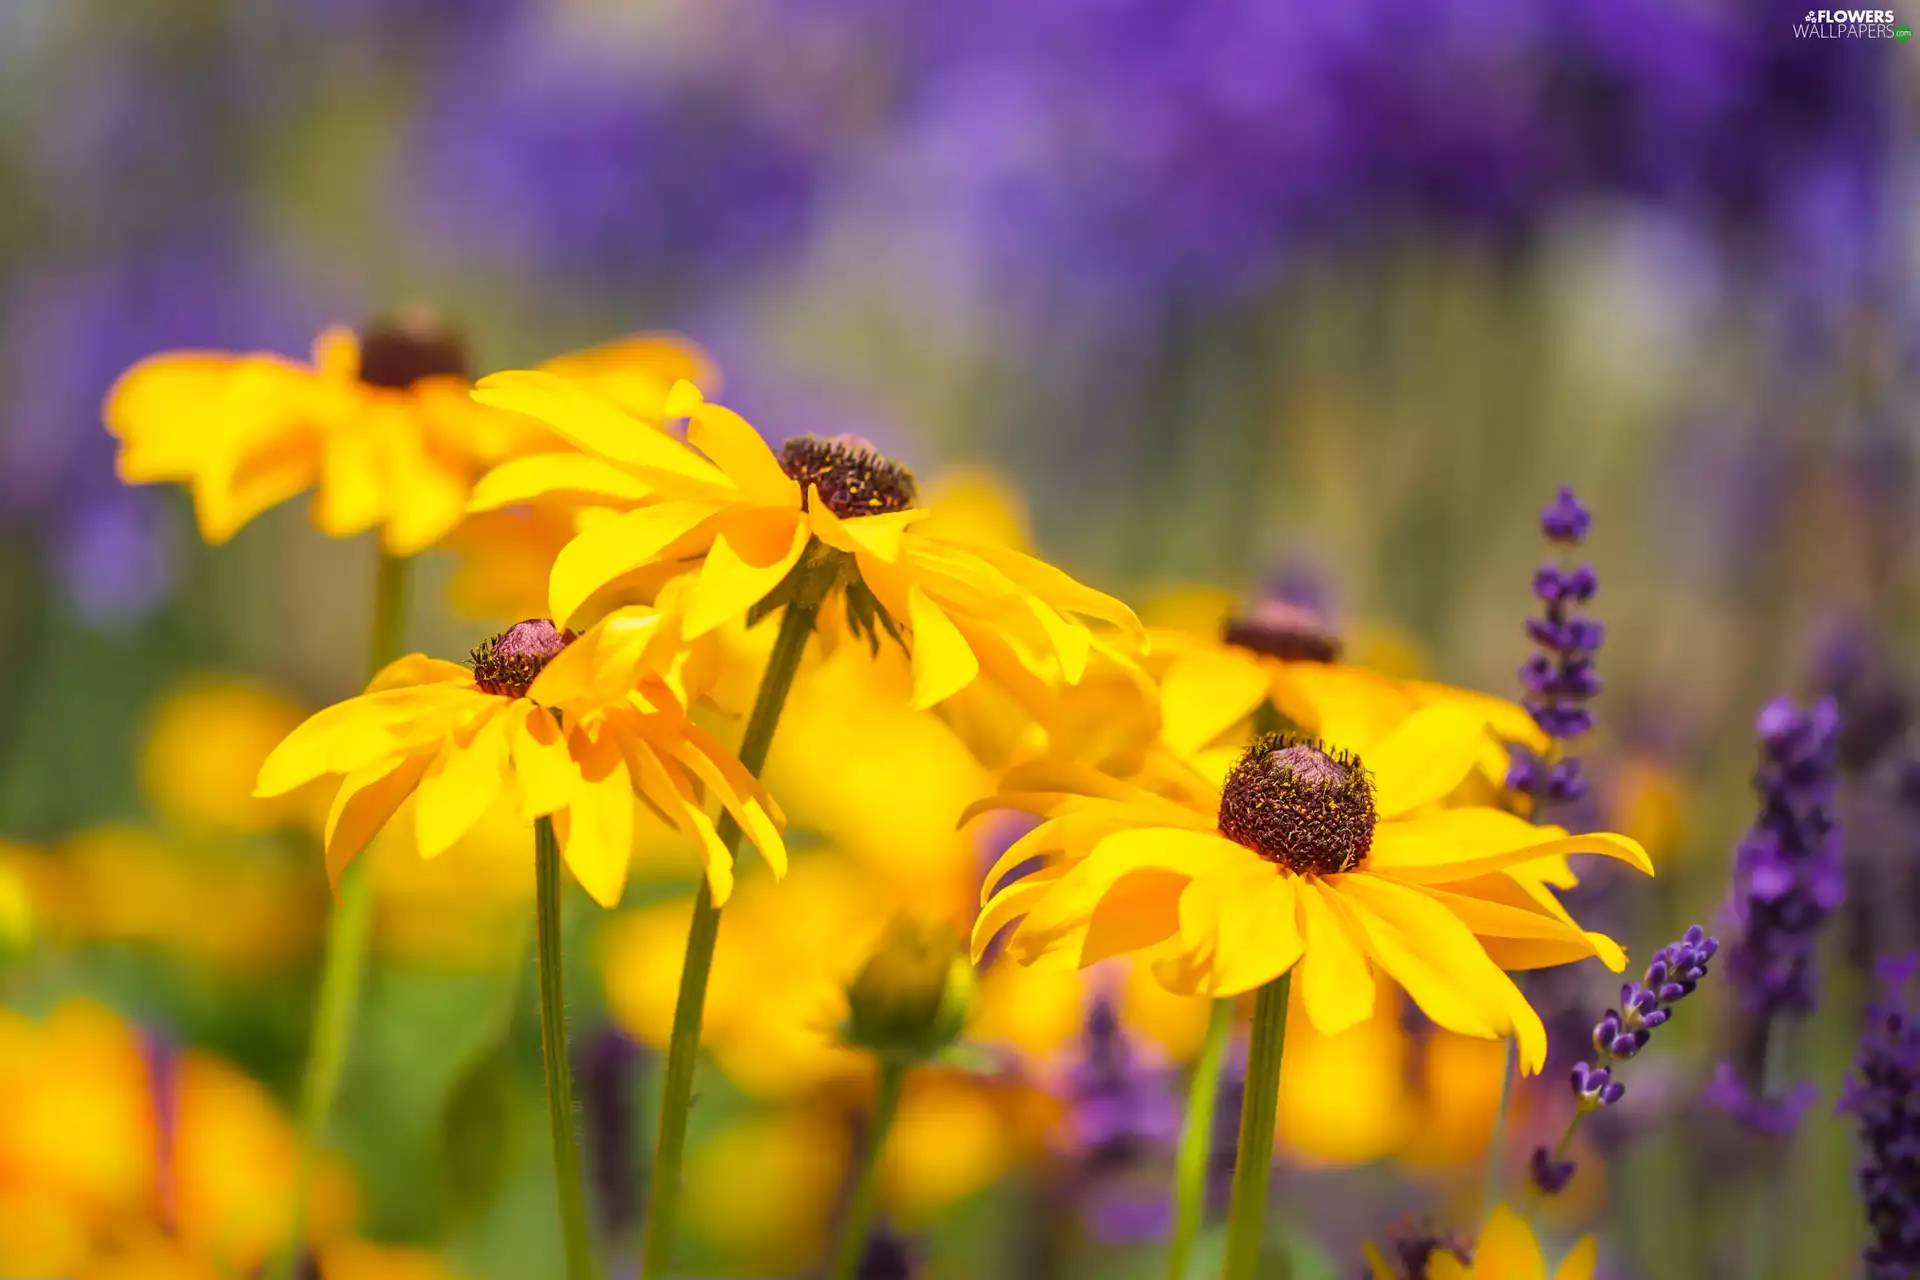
{"left": 1217, "top": 733, "right": 1376, "bottom": 876}
{"left": 779, "top": 435, "right": 917, "bottom": 519}
{"left": 357, "top": 313, "right": 470, "bottom": 389}
{"left": 469, "top": 619, "right": 576, "bottom": 698}
{"left": 1221, "top": 599, "right": 1342, "bottom": 663}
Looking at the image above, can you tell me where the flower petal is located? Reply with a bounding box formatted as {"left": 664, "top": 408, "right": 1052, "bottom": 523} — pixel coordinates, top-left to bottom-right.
{"left": 685, "top": 402, "right": 800, "bottom": 507}
{"left": 1365, "top": 703, "right": 1495, "bottom": 818}
{"left": 255, "top": 684, "right": 480, "bottom": 796}
{"left": 323, "top": 754, "right": 431, "bottom": 890}
{"left": 468, "top": 452, "right": 655, "bottom": 512}
{"left": 472, "top": 370, "right": 729, "bottom": 487}
{"left": 1368, "top": 814, "right": 1652, "bottom": 884}
{"left": 907, "top": 586, "right": 981, "bottom": 709}
{"left": 509, "top": 704, "right": 575, "bottom": 819}
{"left": 1174, "top": 866, "right": 1302, "bottom": 997}
{"left": 683, "top": 513, "right": 809, "bottom": 638}
{"left": 1160, "top": 647, "right": 1270, "bottom": 758}
{"left": 1472, "top": 1204, "right": 1547, "bottom": 1280}
{"left": 413, "top": 703, "right": 511, "bottom": 858}
{"left": 559, "top": 732, "right": 634, "bottom": 908}
{"left": 548, "top": 501, "right": 724, "bottom": 627}
{"left": 1550, "top": 1236, "right": 1597, "bottom": 1280}
{"left": 1294, "top": 879, "right": 1376, "bottom": 1036}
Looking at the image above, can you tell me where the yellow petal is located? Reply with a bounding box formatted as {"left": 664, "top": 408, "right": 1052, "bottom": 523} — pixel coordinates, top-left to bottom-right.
{"left": 1551, "top": 1236, "right": 1597, "bottom": 1280}
{"left": 559, "top": 732, "right": 634, "bottom": 908}
{"left": 683, "top": 513, "right": 809, "bottom": 638}
{"left": 472, "top": 370, "right": 730, "bottom": 487}
{"left": 1270, "top": 663, "right": 1413, "bottom": 748}
{"left": 509, "top": 704, "right": 575, "bottom": 819}
{"left": 1010, "top": 827, "right": 1238, "bottom": 964}
{"left": 1368, "top": 815, "right": 1652, "bottom": 885}
{"left": 1081, "top": 868, "right": 1187, "bottom": 968}
{"left": 1175, "top": 865, "right": 1302, "bottom": 997}
{"left": 323, "top": 755, "right": 431, "bottom": 890}
{"left": 907, "top": 586, "right": 981, "bottom": 709}
{"left": 972, "top": 868, "right": 1066, "bottom": 961}
{"left": 1159, "top": 646, "right": 1271, "bottom": 757}
{"left": 1293, "top": 879, "right": 1375, "bottom": 1036}
{"left": 1415, "top": 884, "right": 1620, "bottom": 970}
{"left": 548, "top": 500, "right": 723, "bottom": 626}
{"left": 413, "top": 704, "right": 511, "bottom": 858}
{"left": 662, "top": 730, "right": 787, "bottom": 879}
{"left": 948, "top": 539, "right": 1144, "bottom": 642}
{"left": 255, "top": 684, "right": 479, "bottom": 796}
{"left": 1431, "top": 1256, "right": 1473, "bottom": 1280}
{"left": 1363, "top": 1243, "right": 1402, "bottom": 1280}
{"left": 1364, "top": 703, "right": 1495, "bottom": 819}
{"left": 537, "top": 332, "right": 717, "bottom": 417}
{"left": 366, "top": 655, "right": 472, "bottom": 693}
{"left": 685, "top": 402, "right": 800, "bottom": 507}
{"left": 1473, "top": 1204, "right": 1547, "bottom": 1280}
{"left": 468, "top": 452, "right": 655, "bottom": 512}
{"left": 807, "top": 498, "right": 929, "bottom": 563}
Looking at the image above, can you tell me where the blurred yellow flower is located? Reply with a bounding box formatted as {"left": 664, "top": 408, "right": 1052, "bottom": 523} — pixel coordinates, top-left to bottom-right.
{"left": 1399, "top": 1029, "right": 1510, "bottom": 1171}
{"left": 683, "top": 1107, "right": 849, "bottom": 1269}
{"left": 315, "top": 1239, "right": 465, "bottom": 1280}
{"left": 255, "top": 613, "right": 784, "bottom": 907}
{"left": 881, "top": 1068, "right": 1016, "bottom": 1217}
{"left": 1278, "top": 985, "right": 1413, "bottom": 1166}
{"left": 106, "top": 320, "right": 708, "bottom": 556}
{"left": 0, "top": 1000, "right": 356, "bottom": 1277}
{"left": 467, "top": 375, "right": 1142, "bottom": 708}
{"left": 974, "top": 730, "right": 1650, "bottom": 1073}
{"left": 140, "top": 674, "right": 322, "bottom": 834}
{"left": 0, "top": 828, "right": 317, "bottom": 966}
{"left": 1366, "top": 1203, "right": 1596, "bottom": 1280}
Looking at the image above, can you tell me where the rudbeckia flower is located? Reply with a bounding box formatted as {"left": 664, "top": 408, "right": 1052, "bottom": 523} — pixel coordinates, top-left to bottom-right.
{"left": 1154, "top": 594, "right": 1546, "bottom": 788}
{"left": 106, "top": 318, "right": 709, "bottom": 556}
{"left": 254, "top": 613, "right": 784, "bottom": 907}
{"left": 465, "top": 375, "right": 1142, "bottom": 709}
{"left": 971, "top": 716, "right": 1652, "bottom": 1073}
{"left": 1364, "top": 1204, "right": 1596, "bottom": 1280}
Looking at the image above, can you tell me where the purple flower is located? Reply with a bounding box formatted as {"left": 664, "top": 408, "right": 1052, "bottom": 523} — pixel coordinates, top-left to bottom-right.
{"left": 1506, "top": 486, "right": 1602, "bottom": 810}
{"left": 575, "top": 1026, "right": 645, "bottom": 1239}
{"left": 1703, "top": 1061, "right": 1817, "bottom": 1137}
{"left": 1532, "top": 925, "right": 1716, "bottom": 1194}
{"left": 1054, "top": 997, "right": 1182, "bottom": 1243}
{"left": 854, "top": 1221, "right": 922, "bottom": 1279}
{"left": 1838, "top": 956, "right": 1920, "bottom": 1280}
{"left": 1723, "top": 695, "right": 1844, "bottom": 1018}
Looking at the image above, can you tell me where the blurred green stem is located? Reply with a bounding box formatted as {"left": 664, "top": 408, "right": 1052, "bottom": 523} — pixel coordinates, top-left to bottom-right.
{"left": 826, "top": 1059, "right": 908, "bottom": 1280}
{"left": 1222, "top": 973, "right": 1290, "bottom": 1280}
{"left": 1167, "top": 997, "right": 1233, "bottom": 1280}
{"left": 270, "top": 550, "right": 408, "bottom": 1280}
{"left": 536, "top": 814, "right": 598, "bottom": 1280}
{"left": 1484, "top": 1037, "right": 1515, "bottom": 1211}
{"left": 640, "top": 561, "right": 831, "bottom": 1278}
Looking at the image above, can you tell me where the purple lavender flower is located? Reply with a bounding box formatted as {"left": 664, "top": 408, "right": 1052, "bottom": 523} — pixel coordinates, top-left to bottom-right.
{"left": 1723, "top": 695, "right": 1844, "bottom": 1018}
{"left": 1374, "top": 1220, "right": 1475, "bottom": 1278}
{"left": 1838, "top": 956, "right": 1920, "bottom": 1280}
{"left": 1506, "top": 485, "right": 1603, "bottom": 810}
{"left": 575, "top": 1026, "right": 644, "bottom": 1240}
{"left": 854, "top": 1222, "right": 922, "bottom": 1279}
{"left": 1530, "top": 925, "right": 1716, "bottom": 1194}
{"left": 1054, "top": 997, "right": 1182, "bottom": 1244}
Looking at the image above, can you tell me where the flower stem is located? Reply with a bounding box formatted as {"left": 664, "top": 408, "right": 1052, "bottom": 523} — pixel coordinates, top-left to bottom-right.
{"left": 1167, "top": 997, "right": 1233, "bottom": 1280}
{"left": 1222, "top": 972, "right": 1290, "bottom": 1280}
{"left": 1484, "top": 1036, "right": 1515, "bottom": 1212}
{"left": 826, "top": 1059, "right": 908, "bottom": 1280}
{"left": 270, "top": 550, "right": 408, "bottom": 1280}
{"left": 640, "top": 560, "right": 834, "bottom": 1278}
{"left": 537, "top": 814, "right": 598, "bottom": 1280}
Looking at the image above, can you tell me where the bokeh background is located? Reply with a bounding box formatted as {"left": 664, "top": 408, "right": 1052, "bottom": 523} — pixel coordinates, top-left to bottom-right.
{"left": 1, "top": 1, "right": 1916, "bottom": 1277}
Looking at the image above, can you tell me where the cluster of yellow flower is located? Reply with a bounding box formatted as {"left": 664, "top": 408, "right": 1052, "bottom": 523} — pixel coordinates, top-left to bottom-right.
{"left": 83, "top": 315, "right": 1642, "bottom": 1277}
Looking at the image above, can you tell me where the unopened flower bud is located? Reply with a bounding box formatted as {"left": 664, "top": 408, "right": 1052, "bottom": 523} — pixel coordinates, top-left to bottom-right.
{"left": 844, "top": 917, "right": 973, "bottom": 1063}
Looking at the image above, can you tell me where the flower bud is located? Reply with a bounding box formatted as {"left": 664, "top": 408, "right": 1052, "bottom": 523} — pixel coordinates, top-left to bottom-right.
{"left": 844, "top": 917, "right": 973, "bottom": 1063}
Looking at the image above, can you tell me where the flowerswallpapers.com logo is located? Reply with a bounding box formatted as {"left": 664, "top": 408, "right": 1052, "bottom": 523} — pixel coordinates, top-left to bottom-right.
{"left": 1794, "top": 7, "right": 1911, "bottom": 36}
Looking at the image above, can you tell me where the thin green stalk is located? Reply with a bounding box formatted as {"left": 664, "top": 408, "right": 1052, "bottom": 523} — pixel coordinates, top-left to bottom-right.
{"left": 826, "top": 1060, "right": 908, "bottom": 1280}
{"left": 1222, "top": 973, "right": 1290, "bottom": 1280}
{"left": 1484, "top": 1037, "right": 1515, "bottom": 1212}
{"left": 1167, "top": 997, "right": 1234, "bottom": 1280}
{"left": 271, "top": 550, "right": 409, "bottom": 1280}
{"left": 641, "top": 563, "right": 833, "bottom": 1278}
{"left": 537, "top": 814, "right": 597, "bottom": 1280}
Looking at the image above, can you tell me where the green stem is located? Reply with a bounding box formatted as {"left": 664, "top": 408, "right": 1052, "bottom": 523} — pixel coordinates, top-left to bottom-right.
{"left": 1484, "top": 1037, "right": 1515, "bottom": 1212}
{"left": 826, "top": 1060, "right": 908, "bottom": 1280}
{"left": 640, "top": 561, "right": 833, "bottom": 1278}
{"left": 1167, "top": 998, "right": 1234, "bottom": 1280}
{"left": 270, "top": 551, "right": 409, "bottom": 1280}
{"left": 1222, "top": 973, "right": 1290, "bottom": 1280}
{"left": 537, "top": 815, "right": 598, "bottom": 1280}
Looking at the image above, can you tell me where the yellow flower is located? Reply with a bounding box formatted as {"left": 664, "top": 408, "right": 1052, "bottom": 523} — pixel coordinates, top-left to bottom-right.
{"left": 972, "top": 720, "right": 1651, "bottom": 1073}
{"left": 1366, "top": 1204, "right": 1596, "bottom": 1280}
{"left": 254, "top": 612, "right": 784, "bottom": 907}
{"left": 106, "top": 319, "right": 709, "bottom": 556}
{"left": 466, "top": 375, "right": 1142, "bottom": 708}
{"left": 139, "top": 674, "right": 320, "bottom": 834}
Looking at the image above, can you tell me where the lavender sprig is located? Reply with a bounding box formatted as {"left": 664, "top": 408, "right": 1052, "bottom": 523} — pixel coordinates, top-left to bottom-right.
{"left": 1507, "top": 485, "right": 1604, "bottom": 812}
{"left": 1530, "top": 925, "right": 1718, "bottom": 1194}
{"left": 1838, "top": 956, "right": 1920, "bottom": 1280}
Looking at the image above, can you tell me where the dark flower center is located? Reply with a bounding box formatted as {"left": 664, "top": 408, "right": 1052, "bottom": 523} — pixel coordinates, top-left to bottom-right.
{"left": 779, "top": 435, "right": 917, "bottom": 519}
{"left": 1221, "top": 599, "right": 1342, "bottom": 663}
{"left": 1217, "top": 733, "right": 1376, "bottom": 876}
{"left": 357, "top": 313, "right": 470, "bottom": 389}
{"left": 469, "top": 619, "right": 576, "bottom": 698}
